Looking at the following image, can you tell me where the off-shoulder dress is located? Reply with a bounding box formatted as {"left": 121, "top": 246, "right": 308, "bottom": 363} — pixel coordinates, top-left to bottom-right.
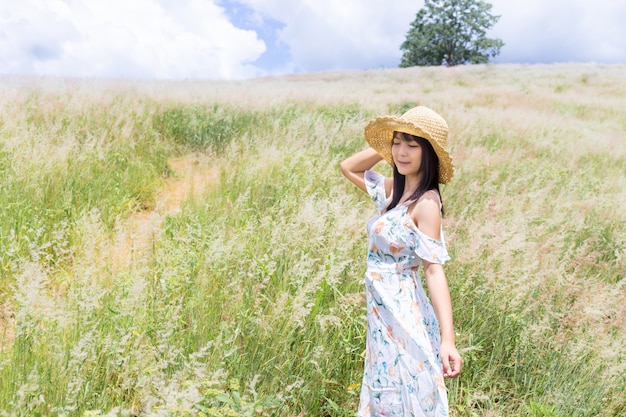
{"left": 357, "top": 170, "right": 451, "bottom": 417}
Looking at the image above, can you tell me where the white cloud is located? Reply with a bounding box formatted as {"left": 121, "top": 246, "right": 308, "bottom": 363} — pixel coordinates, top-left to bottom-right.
{"left": 0, "top": 0, "right": 624, "bottom": 80}
{"left": 0, "top": 0, "right": 267, "bottom": 79}
{"left": 489, "top": 0, "right": 626, "bottom": 64}
{"left": 241, "top": 0, "right": 626, "bottom": 72}
{"left": 229, "top": 0, "right": 420, "bottom": 72}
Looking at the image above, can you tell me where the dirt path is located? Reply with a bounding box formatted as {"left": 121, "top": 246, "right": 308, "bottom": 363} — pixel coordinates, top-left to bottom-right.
{"left": 110, "top": 153, "right": 218, "bottom": 273}
{"left": 0, "top": 154, "right": 218, "bottom": 348}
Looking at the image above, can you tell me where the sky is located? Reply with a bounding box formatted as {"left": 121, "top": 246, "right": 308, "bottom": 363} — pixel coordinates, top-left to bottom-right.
{"left": 1, "top": 0, "right": 625, "bottom": 80}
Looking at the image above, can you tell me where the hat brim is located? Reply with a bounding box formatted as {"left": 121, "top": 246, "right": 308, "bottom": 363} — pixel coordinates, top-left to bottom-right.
{"left": 364, "top": 116, "right": 454, "bottom": 184}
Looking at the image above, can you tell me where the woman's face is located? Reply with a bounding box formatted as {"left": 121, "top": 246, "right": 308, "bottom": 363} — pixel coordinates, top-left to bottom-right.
{"left": 391, "top": 132, "right": 422, "bottom": 177}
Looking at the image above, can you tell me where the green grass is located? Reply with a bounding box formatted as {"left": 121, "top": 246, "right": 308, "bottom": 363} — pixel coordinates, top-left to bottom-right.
{"left": 0, "top": 64, "right": 625, "bottom": 416}
{"left": 153, "top": 104, "right": 263, "bottom": 151}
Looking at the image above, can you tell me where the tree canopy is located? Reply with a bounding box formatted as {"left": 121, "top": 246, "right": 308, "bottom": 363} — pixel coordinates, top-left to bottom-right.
{"left": 400, "top": 0, "right": 504, "bottom": 67}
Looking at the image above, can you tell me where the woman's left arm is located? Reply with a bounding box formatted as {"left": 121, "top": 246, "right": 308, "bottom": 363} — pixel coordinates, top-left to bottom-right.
{"left": 413, "top": 194, "right": 462, "bottom": 378}
{"left": 423, "top": 261, "right": 462, "bottom": 378}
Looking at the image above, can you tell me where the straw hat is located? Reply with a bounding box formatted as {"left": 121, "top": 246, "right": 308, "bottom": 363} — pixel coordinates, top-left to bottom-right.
{"left": 364, "top": 106, "right": 454, "bottom": 184}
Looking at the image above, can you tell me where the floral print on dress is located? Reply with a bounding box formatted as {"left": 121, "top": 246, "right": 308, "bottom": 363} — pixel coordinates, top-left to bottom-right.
{"left": 358, "top": 170, "right": 451, "bottom": 417}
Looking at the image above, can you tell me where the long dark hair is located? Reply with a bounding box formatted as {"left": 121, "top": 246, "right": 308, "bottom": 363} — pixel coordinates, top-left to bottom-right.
{"left": 385, "top": 133, "right": 444, "bottom": 215}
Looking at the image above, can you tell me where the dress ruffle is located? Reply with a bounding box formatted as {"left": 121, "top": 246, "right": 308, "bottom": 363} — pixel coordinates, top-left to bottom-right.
{"left": 364, "top": 169, "right": 388, "bottom": 212}
{"left": 364, "top": 170, "right": 450, "bottom": 265}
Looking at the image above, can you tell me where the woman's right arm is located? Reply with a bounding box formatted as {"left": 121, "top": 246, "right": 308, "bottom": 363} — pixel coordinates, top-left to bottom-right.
{"left": 340, "top": 148, "right": 385, "bottom": 193}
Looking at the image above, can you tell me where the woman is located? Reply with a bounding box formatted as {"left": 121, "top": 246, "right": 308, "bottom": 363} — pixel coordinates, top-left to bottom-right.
{"left": 340, "top": 106, "right": 462, "bottom": 416}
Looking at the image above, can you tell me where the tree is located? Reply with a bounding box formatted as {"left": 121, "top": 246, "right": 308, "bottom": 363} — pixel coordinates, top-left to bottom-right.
{"left": 400, "top": 0, "right": 504, "bottom": 67}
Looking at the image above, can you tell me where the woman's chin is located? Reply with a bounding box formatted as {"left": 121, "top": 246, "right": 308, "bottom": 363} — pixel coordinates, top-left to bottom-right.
{"left": 395, "top": 164, "right": 416, "bottom": 175}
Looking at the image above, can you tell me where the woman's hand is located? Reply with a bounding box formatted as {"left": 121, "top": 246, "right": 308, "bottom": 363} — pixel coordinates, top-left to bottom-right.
{"left": 440, "top": 341, "right": 462, "bottom": 378}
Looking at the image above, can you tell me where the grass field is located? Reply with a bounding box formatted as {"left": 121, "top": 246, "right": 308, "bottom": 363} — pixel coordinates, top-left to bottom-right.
{"left": 0, "top": 63, "right": 624, "bottom": 416}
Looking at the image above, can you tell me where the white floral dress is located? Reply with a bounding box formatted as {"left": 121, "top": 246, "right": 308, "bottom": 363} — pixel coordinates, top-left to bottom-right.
{"left": 358, "top": 170, "right": 451, "bottom": 417}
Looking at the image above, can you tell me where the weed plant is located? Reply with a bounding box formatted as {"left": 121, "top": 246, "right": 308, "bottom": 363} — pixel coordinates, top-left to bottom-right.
{"left": 0, "top": 64, "right": 624, "bottom": 416}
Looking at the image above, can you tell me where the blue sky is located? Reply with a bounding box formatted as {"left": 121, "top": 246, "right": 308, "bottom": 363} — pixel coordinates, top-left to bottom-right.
{"left": 1, "top": 0, "right": 625, "bottom": 80}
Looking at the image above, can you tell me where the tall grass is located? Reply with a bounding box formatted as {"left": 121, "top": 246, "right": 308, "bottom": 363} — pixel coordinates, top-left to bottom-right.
{"left": 0, "top": 64, "right": 624, "bottom": 416}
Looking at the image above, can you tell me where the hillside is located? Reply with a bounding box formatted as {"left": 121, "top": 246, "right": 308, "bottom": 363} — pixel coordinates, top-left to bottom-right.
{"left": 0, "top": 63, "right": 624, "bottom": 416}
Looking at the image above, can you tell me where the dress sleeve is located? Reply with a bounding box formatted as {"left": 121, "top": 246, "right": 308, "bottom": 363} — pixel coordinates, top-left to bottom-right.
{"left": 413, "top": 228, "right": 451, "bottom": 265}
{"left": 364, "top": 170, "right": 388, "bottom": 212}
